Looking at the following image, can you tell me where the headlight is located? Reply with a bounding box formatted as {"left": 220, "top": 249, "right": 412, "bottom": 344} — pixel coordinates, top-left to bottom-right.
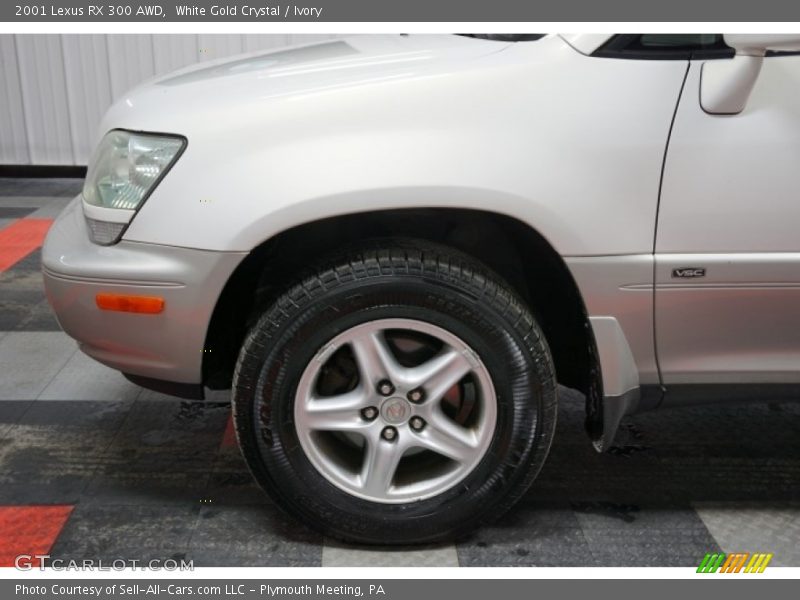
{"left": 82, "top": 130, "right": 185, "bottom": 244}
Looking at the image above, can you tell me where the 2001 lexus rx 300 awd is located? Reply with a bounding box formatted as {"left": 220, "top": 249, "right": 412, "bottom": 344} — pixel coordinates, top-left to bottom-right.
{"left": 43, "top": 33, "right": 800, "bottom": 544}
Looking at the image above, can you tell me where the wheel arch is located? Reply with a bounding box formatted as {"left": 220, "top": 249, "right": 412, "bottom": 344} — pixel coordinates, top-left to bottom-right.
{"left": 203, "top": 207, "right": 606, "bottom": 443}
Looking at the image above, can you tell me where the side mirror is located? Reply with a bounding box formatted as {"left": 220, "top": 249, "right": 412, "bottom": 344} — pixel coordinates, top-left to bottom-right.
{"left": 701, "top": 34, "right": 800, "bottom": 115}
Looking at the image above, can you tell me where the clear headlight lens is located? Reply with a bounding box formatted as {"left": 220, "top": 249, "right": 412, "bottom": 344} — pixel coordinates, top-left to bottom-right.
{"left": 82, "top": 130, "right": 185, "bottom": 245}
{"left": 83, "top": 130, "right": 185, "bottom": 211}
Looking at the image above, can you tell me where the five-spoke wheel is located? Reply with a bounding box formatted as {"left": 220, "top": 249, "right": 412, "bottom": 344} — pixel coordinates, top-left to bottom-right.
{"left": 294, "top": 318, "right": 497, "bottom": 503}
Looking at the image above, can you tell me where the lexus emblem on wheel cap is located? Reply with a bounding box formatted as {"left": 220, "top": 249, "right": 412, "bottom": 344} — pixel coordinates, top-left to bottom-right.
{"left": 381, "top": 398, "right": 410, "bottom": 424}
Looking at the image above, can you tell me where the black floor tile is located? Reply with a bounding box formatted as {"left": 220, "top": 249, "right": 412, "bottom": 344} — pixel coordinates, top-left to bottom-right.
{"left": 81, "top": 469, "right": 217, "bottom": 507}
{"left": 13, "top": 299, "right": 62, "bottom": 331}
{"left": 102, "top": 400, "right": 230, "bottom": 462}
{"left": 0, "top": 299, "right": 42, "bottom": 331}
{"left": 536, "top": 390, "right": 800, "bottom": 506}
{"left": 0, "top": 178, "right": 83, "bottom": 198}
{"left": 116, "top": 400, "right": 232, "bottom": 437}
{"left": 0, "top": 400, "right": 33, "bottom": 436}
{"left": 201, "top": 424, "right": 270, "bottom": 505}
{"left": 0, "top": 249, "right": 52, "bottom": 332}
{"left": 204, "top": 470, "right": 271, "bottom": 506}
{"left": 629, "top": 401, "right": 800, "bottom": 459}
{"left": 80, "top": 400, "right": 230, "bottom": 506}
{"left": 17, "top": 399, "right": 132, "bottom": 428}
{"left": 49, "top": 504, "right": 201, "bottom": 562}
{"left": 213, "top": 440, "right": 246, "bottom": 472}
{"left": 0, "top": 401, "right": 133, "bottom": 504}
{"left": 0, "top": 250, "right": 44, "bottom": 287}
{"left": 0, "top": 434, "right": 107, "bottom": 504}
{"left": 0, "top": 207, "right": 36, "bottom": 219}
{"left": 657, "top": 458, "right": 800, "bottom": 503}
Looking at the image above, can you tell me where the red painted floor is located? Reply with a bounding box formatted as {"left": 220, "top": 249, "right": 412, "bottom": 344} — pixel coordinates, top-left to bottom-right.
{"left": 0, "top": 505, "right": 74, "bottom": 567}
{"left": 221, "top": 414, "right": 237, "bottom": 448}
{"left": 0, "top": 218, "right": 53, "bottom": 272}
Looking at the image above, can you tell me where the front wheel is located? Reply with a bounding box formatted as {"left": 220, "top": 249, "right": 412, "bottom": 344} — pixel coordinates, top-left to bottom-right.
{"left": 232, "top": 241, "right": 557, "bottom": 544}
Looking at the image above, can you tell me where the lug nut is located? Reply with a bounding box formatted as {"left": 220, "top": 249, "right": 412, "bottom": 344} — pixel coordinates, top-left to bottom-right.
{"left": 407, "top": 388, "right": 425, "bottom": 403}
{"left": 377, "top": 380, "right": 395, "bottom": 396}
{"left": 361, "top": 407, "right": 378, "bottom": 421}
{"left": 381, "top": 426, "right": 397, "bottom": 441}
{"left": 409, "top": 417, "right": 426, "bottom": 432}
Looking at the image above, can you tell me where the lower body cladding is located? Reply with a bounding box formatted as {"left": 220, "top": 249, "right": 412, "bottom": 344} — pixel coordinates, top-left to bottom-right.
{"left": 41, "top": 196, "right": 245, "bottom": 396}
{"left": 566, "top": 255, "right": 657, "bottom": 451}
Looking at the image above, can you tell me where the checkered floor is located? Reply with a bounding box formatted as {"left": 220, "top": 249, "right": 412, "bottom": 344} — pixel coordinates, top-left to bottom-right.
{"left": 1, "top": 177, "right": 799, "bottom": 567}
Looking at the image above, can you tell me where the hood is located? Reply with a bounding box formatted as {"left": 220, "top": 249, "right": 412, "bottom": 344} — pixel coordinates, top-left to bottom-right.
{"left": 100, "top": 34, "right": 515, "bottom": 135}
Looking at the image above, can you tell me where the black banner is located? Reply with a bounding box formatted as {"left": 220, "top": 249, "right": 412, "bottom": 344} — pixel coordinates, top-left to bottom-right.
{"left": 3, "top": 0, "right": 800, "bottom": 22}
{"left": 5, "top": 579, "right": 800, "bottom": 600}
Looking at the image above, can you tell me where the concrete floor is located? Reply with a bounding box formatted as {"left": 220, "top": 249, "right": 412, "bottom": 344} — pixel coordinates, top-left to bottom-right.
{"left": 0, "top": 177, "right": 798, "bottom": 567}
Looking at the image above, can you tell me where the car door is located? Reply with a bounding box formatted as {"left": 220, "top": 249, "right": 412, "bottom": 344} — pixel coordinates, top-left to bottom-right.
{"left": 655, "top": 42, "right": 800, "bottom": 389}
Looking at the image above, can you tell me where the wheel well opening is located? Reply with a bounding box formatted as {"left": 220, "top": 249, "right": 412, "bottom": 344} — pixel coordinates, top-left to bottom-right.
{"left": 203, "top": 208, "right": 602, "bottom": 437}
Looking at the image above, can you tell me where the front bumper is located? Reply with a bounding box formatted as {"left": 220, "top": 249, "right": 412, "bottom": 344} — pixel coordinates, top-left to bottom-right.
{"left": 42, "top": 196, "right": 247, "bottom": 387}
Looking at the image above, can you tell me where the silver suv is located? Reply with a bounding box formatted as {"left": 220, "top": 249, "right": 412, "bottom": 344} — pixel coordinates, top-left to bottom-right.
{"left": 43, "top": 33, "right": 800, "bottom": 543}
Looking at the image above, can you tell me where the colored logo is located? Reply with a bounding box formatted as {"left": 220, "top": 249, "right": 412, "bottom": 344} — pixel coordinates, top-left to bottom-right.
{"left": 697, "top": 552, "right": 773, "bottom": 573}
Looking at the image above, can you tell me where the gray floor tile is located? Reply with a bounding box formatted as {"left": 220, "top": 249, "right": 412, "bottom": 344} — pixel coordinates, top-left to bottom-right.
{"left": 188, "top": 504, "right": 322, "bottom": 566}
{"left": 0, "top": 197, "right": 51, "bottom": 208}
{"left": 27, "top": 197, "right": 73, "bottom": 219}
{"left": 457, "top": 503, "right": 596, "bottom": 566}
{"left": 694, "top": 502, "right": 800, "bottom": 566}
{"left": 323, "top": 539, "right": 458, "bottom": 567}
{"left": 50, "top": 504, "right": 200, "bottom": 562}
{"left": 574, "top": 504, "right": 720, "bottom": 567}
{"left": 0, "top": 332, "right": 77, "bottom": 399}
{"left": 38, "top": 351, "right": 142, "bottom": 401}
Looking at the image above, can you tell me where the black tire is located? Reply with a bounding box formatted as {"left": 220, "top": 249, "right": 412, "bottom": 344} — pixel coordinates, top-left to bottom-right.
{"left": 232, "top": 239, "right": 557, "bottom": 544}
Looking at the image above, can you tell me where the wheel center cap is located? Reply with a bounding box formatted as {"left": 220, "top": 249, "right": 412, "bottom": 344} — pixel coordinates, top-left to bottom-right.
{"left": 381, "top": 397, "right": 411, "bottom": 424}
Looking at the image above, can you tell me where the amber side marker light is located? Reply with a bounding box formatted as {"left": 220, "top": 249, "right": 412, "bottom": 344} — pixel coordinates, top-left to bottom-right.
{"left": 96, "top": 293, "right": 165, "bottom": 314}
